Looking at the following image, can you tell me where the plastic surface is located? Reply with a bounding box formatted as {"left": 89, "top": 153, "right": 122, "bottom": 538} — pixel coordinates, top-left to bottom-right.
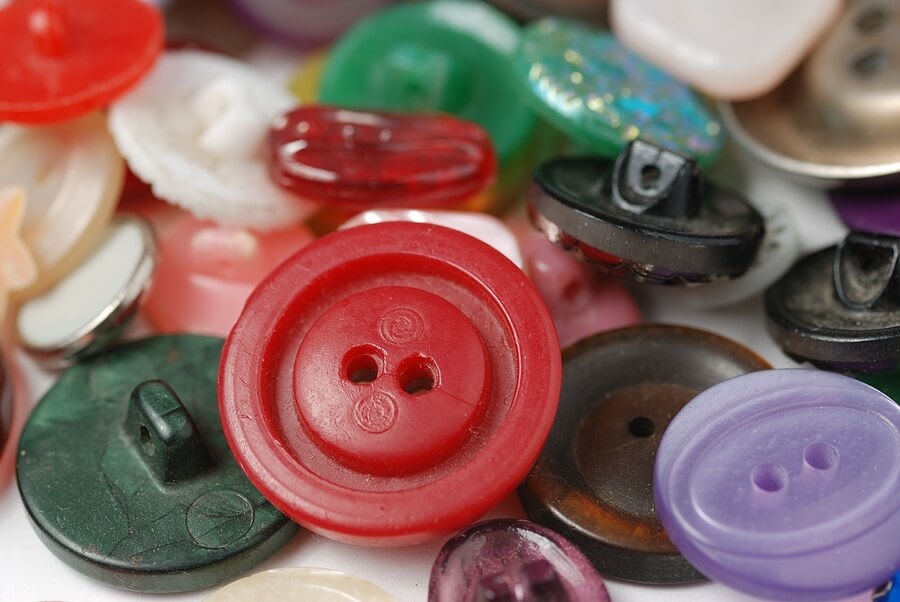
{"left": 719, "top": 0, "right": 900, "bottom": 185}
{"left": 109, "top": 49, "right": 315, "bottom": 230}
{"left": 766, "top": 232, "right": 900, "bottom": 373}
{"left": 530, "top": 141, "right": 765, "bottom": 285}
{"left": 519, "top": 324, "right": 770, "bottom": 584}
{"left": 268, "top": 106, "right": 496, "bottom": 210}
{"left": 226, "top": 0, "right": 390, "bottom": 48}
{"left": 0, "top": 188, "right": 38, "bottom": 320}
{"left": 204, "top": 567, "right": 398, "bottom": 602}
{"left": 15, "top": 217, "right": 157, "bottom": 369}
{"left": 0, "top": 113, "right": 124, "bottom": 299}
{"left": 318, "top": 0, "right": 535, "bottom": 169}
{"left": 340, "top": 209, "right": 524, "bottom": 270}
{"left": 611, "top": 0, "right": 841, "bottom": 101}
{"left": 832, "top": 187, "right": 900, "bottom": 236}
{"left": 514, "top": 18, "right": 723, "bottom": 166}
{"left": 219, "top": 222, "right": 560, "bottom": 546}
{"left": 0, "top": 0, "right": 163, "bottom": 123}
{"left": 655, "top": 369, "right": 900, "bottom": 600}
{"left": 144, "top": 214, "right": 314, "bottom": 338}
{"left": 429, "top": 519, "right": 609, "bottom": 602}
{"left": 16, "top": 335, "right": 298, "bottom": 592}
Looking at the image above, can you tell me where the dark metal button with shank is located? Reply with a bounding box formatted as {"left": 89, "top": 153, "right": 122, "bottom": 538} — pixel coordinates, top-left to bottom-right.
{"left": 530, "top": 140, "right": 765, "bottom": 285}
{"left": 766, "top": 231, "right": 900, "bottom": 373}
{"left": 517, "top": 324, "right": 771, "bottom": 584}
{"left": 16, "top": 335, "right": 297, "bottom": 593}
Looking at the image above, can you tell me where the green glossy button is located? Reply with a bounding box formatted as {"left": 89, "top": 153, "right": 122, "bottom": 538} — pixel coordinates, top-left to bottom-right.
{"left": 16, "top": 335, "right": 298, "bottom": 593}
{"left": 319, "top": 0, "right": 536, "bottom": 167}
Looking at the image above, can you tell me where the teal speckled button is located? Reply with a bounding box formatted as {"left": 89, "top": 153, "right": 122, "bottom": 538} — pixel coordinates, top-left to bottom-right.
{"left": 514, "top": 18, "right": 724, "bottom": 166}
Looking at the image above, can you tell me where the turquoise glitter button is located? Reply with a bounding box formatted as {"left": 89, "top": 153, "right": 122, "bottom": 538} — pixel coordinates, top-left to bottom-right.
{"left": 514, "top": 19, "right": 724, "bottom": 167}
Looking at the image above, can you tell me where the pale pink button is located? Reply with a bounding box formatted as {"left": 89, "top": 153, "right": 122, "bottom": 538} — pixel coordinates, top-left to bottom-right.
{"left": 611, "top": 0, "right": 843, "bottom": 100}
{"left": 517, "top": 225, "right": 641, "bottom": 348}
{"left": 144, "top": 215, "right": 315, "bottom": 337}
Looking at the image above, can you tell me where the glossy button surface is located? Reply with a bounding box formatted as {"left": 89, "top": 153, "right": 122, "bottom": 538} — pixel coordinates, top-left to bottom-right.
{"left": 518, "top": 325, "right": 770, "bottom": 583}
{"left": 109, "top": 49, "right": 315, "bottom": 230}
{"left": 611, "top": 0, "right": 841, "bottom": 100}
{"left": 530, "top": 141, "right": 765, "bottom": 285}
{"left": 655, "top": 369, "right": 900, "bottom": 601}
{"left": 0, "top": 0, "right": 163, "bottom": 123}
{"left": 205, "top": 568, "right": 397, "bottom": 602}
{"left": 429, "top": 519, "right": 609, "bottom": 602}
{"left": 341, "top": 209, "right": 524, "bottom": 270}
{"left": 219, "top": 222, "right": 561, "bottom": 546}
{"left": 226, "top": 0, "right": 390, "bottom": 47}
{"left": 16, "top": 335, "right": 298, "bottom": 592}
{"left": 15, "top": 216, "right": 156, "bottom": 369}
{"left": 0, "top": 113, "right": 123, "bottom": 298}
{"left": 318, "top": 0, "right": 535, "bottom": 169}
{"left": 144, "top": 214, "right": 314, "bottom": 338}
{"left": 269, "top": 106, "right": 497, "bottom": 211}
{"left": 766, "top": 232, "right": 900, "bottom": 373}
{"left": 514, "top": 18, "right": 723, "bottom": 166}
{"left": 720, "top": 0, "right": 900, "bottom": 185}
{"left": 832, "top": 187, "right": 900, "bottom": 236}
{"left": 0, "top": 188, "right": 38, "bottom": 320}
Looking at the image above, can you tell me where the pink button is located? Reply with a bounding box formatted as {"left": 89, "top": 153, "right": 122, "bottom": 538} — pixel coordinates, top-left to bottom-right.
{"left": 144, "top": 215, "right": 314, "bottom": 337}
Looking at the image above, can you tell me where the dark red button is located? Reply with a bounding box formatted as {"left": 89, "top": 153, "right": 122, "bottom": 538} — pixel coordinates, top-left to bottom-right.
{"left": 219, "top": 222, "right": 561, "bottom": 546}
{"left": 0, "top": 0, "right": 163, "bottom": 124}
{"left": 268, "top": 106, "right": 497, "bottom": 211}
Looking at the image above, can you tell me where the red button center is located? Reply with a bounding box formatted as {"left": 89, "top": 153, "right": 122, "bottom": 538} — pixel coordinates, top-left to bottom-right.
{"left": 294, "top": 286, "right": 488, "bottom": 475}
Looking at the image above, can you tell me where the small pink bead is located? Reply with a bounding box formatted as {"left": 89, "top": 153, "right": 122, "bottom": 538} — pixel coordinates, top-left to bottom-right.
{"left": 144, "top": 215, "right": 315, "bottom": 337}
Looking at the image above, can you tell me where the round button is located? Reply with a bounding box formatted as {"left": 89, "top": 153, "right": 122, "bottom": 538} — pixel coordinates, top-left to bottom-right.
{"left": 832, "top": 187, "right": 900, "bottom": 237}
{"left": 518, "top": 325, "right": 771, "bottom": 584}
{"left": 655, "top": 369, "right": 900, "bottom": 601}
{"left": 514, "top": 18, "right": 723, "bottom": 166}
{"left": 225, "top": 0, "right": 390, "bottom": 47}
{"left": 109, "top": 49, "right": 315, "bottom": 230}
{"left": 318, "top": 0, "right": 536, "bottom": 170}
{"left": 144, "top": 214, "right": 315, "bottom": 337}
{"left": 0, "top": 113, "right": 123, "bottom": 299}
{"left": 204, "top": 568, "right": 397, "bottom": 602}
{"left": 16, "top": 335, "right": 297, "bottom": 592}
{"left": 15, "top": 216, "right": 157, "bottom": 369}
{"left": 219, "top": 222, "right": 561, "bottom": 545}
{"left": 429, "top": 519, "right": 609, "bottom": 602}
{"left": 0, "top": 0, "right": 162, "bottom": 123}
{"left": 765, "top": 232, "right": 900, "bottom": 373}
{"left": 720, "top": 0, "right": 900, "bottom": 185}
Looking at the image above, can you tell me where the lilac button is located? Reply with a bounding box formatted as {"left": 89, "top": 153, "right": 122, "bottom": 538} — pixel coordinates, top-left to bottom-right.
{"left": 655, "top": 369, "right": 900, "bottom": 601}
{"left": 832, "top": 188, "right": 900, "bottom": 237}
{"left": 428, "top": 519, "right": 609, "bottom": 602}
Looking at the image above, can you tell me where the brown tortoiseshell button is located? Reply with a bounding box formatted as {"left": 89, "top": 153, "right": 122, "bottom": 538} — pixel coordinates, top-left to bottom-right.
{"left": 517, "top": 324, "right": 771, "bottom": 584}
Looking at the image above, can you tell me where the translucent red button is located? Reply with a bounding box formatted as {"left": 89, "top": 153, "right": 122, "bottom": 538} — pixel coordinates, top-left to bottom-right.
{"left": 219, "top": 222, "right": 561, "bottom": 545}
{"left": 0, "top": 0, "right": 163, "bottom": 123}
{"left": 268, "top": 106, "right": 497, "bottom": 211}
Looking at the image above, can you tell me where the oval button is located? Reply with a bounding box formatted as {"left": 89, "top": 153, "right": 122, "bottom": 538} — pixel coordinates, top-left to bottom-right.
{"left": 655, "top": 369, "right": 900, "bottom": 601}
{"left": 269, "top": 106, "right": 497, "bottom": 211}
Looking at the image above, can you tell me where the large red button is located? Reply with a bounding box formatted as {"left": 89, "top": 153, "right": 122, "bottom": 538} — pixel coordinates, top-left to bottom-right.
{"left": 0, "top": 0, "right": 163, "bottom": 124}
{"left": 219, "top": 222, "right": 561, "bottom": 546}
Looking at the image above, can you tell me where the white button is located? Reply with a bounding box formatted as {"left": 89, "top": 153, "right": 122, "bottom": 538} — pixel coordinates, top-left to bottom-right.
{"left": 203, "top": 568, "right": 398, "bottom": 602}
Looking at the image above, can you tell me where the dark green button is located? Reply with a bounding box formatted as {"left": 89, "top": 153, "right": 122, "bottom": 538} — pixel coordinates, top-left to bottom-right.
{"left": 16, "top": 335, "right": 297, "bottom": 593}
{"left": 318, "top": 0, "right": 537, "bottom": 168}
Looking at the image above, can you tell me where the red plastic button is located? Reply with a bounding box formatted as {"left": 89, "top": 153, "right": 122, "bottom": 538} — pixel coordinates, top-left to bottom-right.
{"left": 0, "top": 0, "right": 163, "bottom": 124}
{"left": 219, "top": 222, "right": 561, "bottom": 546}
{"left": 268, "top": 106, "right": 497, "bottom": 211}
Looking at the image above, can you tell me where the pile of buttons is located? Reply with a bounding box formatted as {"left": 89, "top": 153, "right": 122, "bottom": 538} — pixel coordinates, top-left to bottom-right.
{"left": 1, "top": 1, "right": 899, "bottom": 601}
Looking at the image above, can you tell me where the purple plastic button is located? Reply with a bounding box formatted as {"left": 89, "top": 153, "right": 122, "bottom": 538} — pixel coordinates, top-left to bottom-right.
{"left": 655, "top": 369, "right": 900, "bottom": 601}
{"left": 428, "top": 519, "right": 609, "bottom": 602}
{"left": 831, "top": 188, "right": 900, "bottom": 237}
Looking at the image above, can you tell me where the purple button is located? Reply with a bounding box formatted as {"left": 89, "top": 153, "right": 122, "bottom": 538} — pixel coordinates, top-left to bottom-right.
{"left": 428, "top": 519, "right": 609, "bottom": 602}
{"left": 831, "top": 188, "right": 900, "bottom": 236}
{"left": 655, "top": 369, "right": 900, "bottom": 601}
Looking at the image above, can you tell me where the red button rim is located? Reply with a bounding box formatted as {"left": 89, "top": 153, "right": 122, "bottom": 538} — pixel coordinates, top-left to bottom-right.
{"left": 219, "top": 222, "right": 561, "bottom": 546}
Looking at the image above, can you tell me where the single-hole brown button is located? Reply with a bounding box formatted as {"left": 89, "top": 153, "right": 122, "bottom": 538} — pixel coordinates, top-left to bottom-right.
{"left": 518, "top": 324, "right": 771, "bottom": 584}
